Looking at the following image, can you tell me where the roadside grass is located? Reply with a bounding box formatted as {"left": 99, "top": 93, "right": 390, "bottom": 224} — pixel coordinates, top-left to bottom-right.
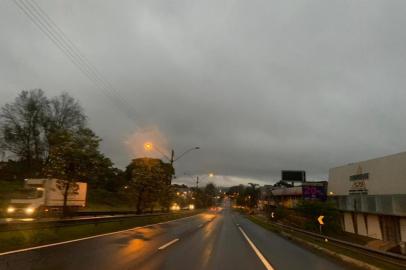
{"left": 0, "top": 210, "right": 203, "bottom": 253}
{"left": 246, "top": 214, "right": 405, "bottom": 270}
{"left": 85, "top": 188, "right": 133, "bottom": 211}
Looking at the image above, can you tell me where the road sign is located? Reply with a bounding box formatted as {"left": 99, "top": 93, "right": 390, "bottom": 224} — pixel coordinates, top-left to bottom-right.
{"left": 317, "top": 215, "right": 324, "bottom": 225}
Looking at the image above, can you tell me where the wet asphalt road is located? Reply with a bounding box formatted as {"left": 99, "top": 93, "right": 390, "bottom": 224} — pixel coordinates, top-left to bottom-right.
{"left": 0, "top": 203, "right": 348, "bottom": 270}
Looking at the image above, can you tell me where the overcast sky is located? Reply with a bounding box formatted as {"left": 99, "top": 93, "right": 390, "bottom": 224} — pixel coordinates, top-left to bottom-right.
{"left": 1, "top": 0, "right": 406, "bottom": 186}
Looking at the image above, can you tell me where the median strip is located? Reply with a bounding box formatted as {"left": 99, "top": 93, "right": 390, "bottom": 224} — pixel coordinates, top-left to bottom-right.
{"left": 158, "top": 238, "right": 179, "bottom": 250}
{"left": 238, "top": 225, "right": 274, "bottom": 270}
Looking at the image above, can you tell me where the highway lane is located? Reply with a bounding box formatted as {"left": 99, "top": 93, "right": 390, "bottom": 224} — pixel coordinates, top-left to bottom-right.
{"left": 0, "top": 213, "right": 216, "bottom": 270}
{"left": 232, "top": 212, "right": 346, "bottom": 270}
{"left": 140, "top": 205, "right": 347, "bottom": 270}
{"left": 0, "top": 204, "right": 349, "bottom": 270}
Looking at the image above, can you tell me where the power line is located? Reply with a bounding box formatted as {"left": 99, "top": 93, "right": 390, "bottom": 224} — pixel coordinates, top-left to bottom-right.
{"left": 21, "top": 0, "right": 140, "bottom": 125}
{"left": 26, "top": 0, "right": 139, "bottom": 118}
{"left": 11, "top": 0, "right": 141, "bottom": 127}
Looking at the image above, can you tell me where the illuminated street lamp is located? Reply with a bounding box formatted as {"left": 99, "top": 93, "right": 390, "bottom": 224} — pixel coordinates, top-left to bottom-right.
{"left": 144, "top": 142, "right": 153, "bottom": 151}
{"left": 184, "top": 172, "right": 214, "bottom": 189}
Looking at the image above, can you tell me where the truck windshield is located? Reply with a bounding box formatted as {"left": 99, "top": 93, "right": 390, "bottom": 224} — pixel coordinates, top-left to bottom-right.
{"left": 13, "top": 188, "right": 43, "bottom": 199}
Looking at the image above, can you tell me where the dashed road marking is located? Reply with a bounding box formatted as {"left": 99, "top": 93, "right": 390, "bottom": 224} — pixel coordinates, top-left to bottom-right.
{"left": 158, "top": 238, "right": 179, "bottom": 250}
{"left": 0, "top": 214, "right": 200, "bottom": 256}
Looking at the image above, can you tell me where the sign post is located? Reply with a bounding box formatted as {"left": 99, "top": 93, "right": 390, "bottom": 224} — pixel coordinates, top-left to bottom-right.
{"left": 317, "top": 215, "right": 324, "bottom": 234}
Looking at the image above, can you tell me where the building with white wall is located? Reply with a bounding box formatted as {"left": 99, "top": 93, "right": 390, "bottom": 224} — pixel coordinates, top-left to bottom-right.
{"left": 329, "top": 152, "right": 406, "bottom": 244}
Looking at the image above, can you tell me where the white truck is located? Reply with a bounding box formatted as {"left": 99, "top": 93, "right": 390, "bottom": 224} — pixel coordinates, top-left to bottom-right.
{"left": 6, "top": 178, "right": 87, "bottom": 217}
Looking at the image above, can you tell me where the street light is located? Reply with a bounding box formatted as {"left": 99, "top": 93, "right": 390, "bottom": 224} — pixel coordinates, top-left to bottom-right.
{"left": 144, "top": 142, "right": 153, "bottom": 151}
{"left": 144, "top": 142, "right": 200, "bottom": 183}
{"left": 184, "top": 172, "right": 214, "bottom": 189}
{"left": 144, "top": 142, "right": 200, "bottom": 165}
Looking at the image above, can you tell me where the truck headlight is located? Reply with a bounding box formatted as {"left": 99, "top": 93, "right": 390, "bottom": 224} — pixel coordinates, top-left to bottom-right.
{"left": 7, "top": 207, "right": 15, "bottom": 213}
{"left": 25, "top": 207, "right": 34, "bottom": 215}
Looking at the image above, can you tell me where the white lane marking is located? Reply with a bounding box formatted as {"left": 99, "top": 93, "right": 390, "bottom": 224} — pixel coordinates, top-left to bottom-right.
{"left": 158, "top": 238, "right": 179, "bottom": 250}
{"left": 238, "top": 226, "right": 274, "bottom": 270}
{"left": 0, "top": 213, "right": 201, "bottom": 256}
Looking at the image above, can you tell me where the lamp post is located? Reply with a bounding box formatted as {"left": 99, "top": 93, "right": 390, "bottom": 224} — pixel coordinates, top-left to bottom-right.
{"left": 184, "top": 172, "right": 214, "bottom": 189}
{"left": 144, "top": 143, "right": 200, "bottom": 183}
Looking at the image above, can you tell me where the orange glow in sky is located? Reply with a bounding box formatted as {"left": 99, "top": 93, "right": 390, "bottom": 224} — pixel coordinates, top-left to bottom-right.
{"left": 125, "top": 126, "right": 169, "bottom": 159}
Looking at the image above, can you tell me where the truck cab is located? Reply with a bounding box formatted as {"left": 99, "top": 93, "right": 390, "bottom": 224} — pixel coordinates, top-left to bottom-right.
{"left": 7, "top": 179, "right": 46, "bottom": 217}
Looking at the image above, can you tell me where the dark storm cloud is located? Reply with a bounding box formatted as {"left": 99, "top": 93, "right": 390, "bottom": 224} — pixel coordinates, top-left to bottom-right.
{"left": 1, "top": 0, "right": 406, "bottom": 185}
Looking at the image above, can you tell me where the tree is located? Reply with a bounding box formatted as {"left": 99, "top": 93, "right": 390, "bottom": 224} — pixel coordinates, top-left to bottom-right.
{"left": 125, "top": 158, "right": 174, "bottom": 214}
{"left": 0, "top": 90, "right": 86, "bottom": 170}
{"left": 1, "top": 89, "right": 125, "bottom": 201}
{"left": 43, "top": 128, "right": 107, "bottom": 216}
{"left": 228, "top": 184, "right": 247, "bottom": 206}
{"left": 247, "top": 183, "right": 260, "bottom": 209}
{"left": 46, "top": 92, "right": 86, "bottom": 132}
{"left": 0, "top": 89, "right": 49, "bottom": 166}
{"left": 204, "top": 183, "right": 217, "bottom": 207}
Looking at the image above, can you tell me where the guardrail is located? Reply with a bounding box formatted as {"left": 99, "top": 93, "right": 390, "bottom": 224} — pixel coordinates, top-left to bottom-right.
{"left": 74, "top": 210, "right": 158, "bottom": 216}
{"left": 0, "top": 210, "right": 197, "bottom": 232}
{"left": 262, "top": 219, "right": 406, "bottom": 267}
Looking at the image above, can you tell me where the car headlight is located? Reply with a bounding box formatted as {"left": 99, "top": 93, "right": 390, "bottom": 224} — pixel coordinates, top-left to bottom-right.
{"left": 7, "top": 207, "right": 15, "bottom": 213}
{"left": 25, "top": 207, "right": 35, "bottom": 214}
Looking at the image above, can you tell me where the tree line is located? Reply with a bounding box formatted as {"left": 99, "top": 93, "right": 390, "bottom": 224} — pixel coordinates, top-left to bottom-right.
{"left": 0, "top": 89, "right": 219, "bottom": 214}
{"left": 0, "top": 89, "right": 121, "bottom": 190}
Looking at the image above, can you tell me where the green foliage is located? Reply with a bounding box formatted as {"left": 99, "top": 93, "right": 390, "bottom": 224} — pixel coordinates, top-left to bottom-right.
{"left": 230, "top": 184, "right": 260, "bottom": 209}
{"left": 294, "top": 200, "right": 341, "bottom": 233}
{"left": 193, "top": 188, "right": 206, "bottom": 208}
{"left": 86, "top": 188, "right": 131, "bottom": 211}
{"left": 0, "top": 89, "right": 125, "bottom": 192}
{"left": 0, "top": 90, "right": 86, "bottom": 166}
{"left": 0, "top": 89, "right": 49, "bottom": 163}
{"left": 274, "top": 205, "right": 288, "bottom": 220}
{"left": 125, "top": 158, "right": 174, "bottom": 213}
{"left": 44, "top": 129, "right": 100, "bottom": 181}
{"left": 189, "top": 183, "right": 219, "bottom": 209}
{"left": 0, "top": 180, "right": 24, "bottom": 212}
{"left": 204, "top": 182, "right": 216, "bottom": 207}
{"left": 247, "top": 183, "right": 260, "bottom": 208}
{"left": 43, "top": 128, "right": 120, "bottom": 215}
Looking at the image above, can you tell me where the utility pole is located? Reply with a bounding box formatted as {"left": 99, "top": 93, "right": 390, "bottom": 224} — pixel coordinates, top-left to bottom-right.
{"left": 170, "top": 149, "right": 175, "bottom": 166}
{"left": 170, "top": 149, "right": 175, "bottom": 184}
{"left": 196, "top": 176, "right": 199, "bottom": 189}
{"left": 144, "top": 143, "right": 200, "bottom": 185}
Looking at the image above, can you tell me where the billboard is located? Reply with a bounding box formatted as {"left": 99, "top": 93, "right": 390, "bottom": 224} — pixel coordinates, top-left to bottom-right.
{"left": 281, "top": 170, "right": 306, "bottom": 182}
{"left": 302, "top": 182, "right": 327, "bottom": 201}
